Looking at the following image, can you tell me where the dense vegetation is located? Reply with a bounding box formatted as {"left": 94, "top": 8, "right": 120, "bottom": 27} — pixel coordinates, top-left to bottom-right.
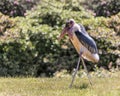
{"left": 0, "top": 0, "right": 119, "bottom": 77}
{"left": 0, "top": 0, "right": 40, "bottom": 17}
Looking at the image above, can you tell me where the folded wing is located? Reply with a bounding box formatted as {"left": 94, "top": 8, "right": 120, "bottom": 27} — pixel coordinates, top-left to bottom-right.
{"left": 75, "top": 30, "right": 98, "bottom": 54}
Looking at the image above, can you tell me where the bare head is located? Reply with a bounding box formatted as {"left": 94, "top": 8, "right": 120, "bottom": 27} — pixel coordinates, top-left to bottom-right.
{"left": 59, "top": 19, "right": 75, "bottom": 40}
{"left": 65, "top": 19, "right": 75, "bottom": 29}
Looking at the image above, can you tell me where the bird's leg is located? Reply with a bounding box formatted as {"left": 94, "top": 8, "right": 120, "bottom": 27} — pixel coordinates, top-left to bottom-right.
{"left": 69, "top": 51, "right": 82, "bottom": 88}
{"left": 81, "top": 58, "right": 93, "bottom": 86}
{"left": 69, "top": 57, "right": 80, "bottom": 88}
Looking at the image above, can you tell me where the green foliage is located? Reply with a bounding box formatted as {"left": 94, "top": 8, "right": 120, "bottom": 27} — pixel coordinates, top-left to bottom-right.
{"left": 0, "top": 0, "right": 119, "bottom": 76}
{"left": 95, "top": 0, "right": 120, "bottom": 17}
{"left": 0, "top": 0, "right": 40, "bottom": 17}
{"left": 80, "top": 0, "right": 120, "bottom": 17}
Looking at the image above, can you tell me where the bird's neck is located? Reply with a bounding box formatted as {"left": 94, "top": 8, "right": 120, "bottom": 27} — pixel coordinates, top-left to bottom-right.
{"left": 71, "top": 23, "right": 80, "bottom": 32}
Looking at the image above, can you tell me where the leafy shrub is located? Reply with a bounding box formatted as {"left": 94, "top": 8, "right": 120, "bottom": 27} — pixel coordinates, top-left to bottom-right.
{"left": 0, "top": 0, "right": 40, "bottom": 17}
{"left": 40, "top": 12, "right": 63, "bottom": 27}
{"left": 0, "top": 13, "right": 15, "bottom": 36}
{"left": 95, "top": 0, "right": 120, "bottom": 17}
{"left": 108, "top": 13, "right": 120, "bottom": 35}
{"left": 80, "top": 0, "right": 120, "bottom": 17}
{"left": 0, "top": 0, "right": 119, "bottom": 77}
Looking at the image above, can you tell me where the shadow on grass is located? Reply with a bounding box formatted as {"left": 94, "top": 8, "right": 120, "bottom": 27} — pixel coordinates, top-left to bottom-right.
{"left": 74, "top": 83, "right": 89, "bottom": 89}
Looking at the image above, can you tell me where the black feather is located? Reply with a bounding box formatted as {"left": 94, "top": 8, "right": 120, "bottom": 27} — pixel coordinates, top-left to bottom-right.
{"left": 75, "top": 30, "right": 98, "bottom": 54}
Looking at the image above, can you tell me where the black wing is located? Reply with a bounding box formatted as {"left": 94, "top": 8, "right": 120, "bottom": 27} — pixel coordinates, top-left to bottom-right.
{"left": 75, "top": 30, "right": 98, "bottom": 54}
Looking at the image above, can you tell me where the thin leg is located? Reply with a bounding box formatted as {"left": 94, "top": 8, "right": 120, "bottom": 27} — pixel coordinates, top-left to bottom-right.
{"left": 81, "top": 58, "right": 92, "bottom": 86}
{"left": 69, "top": 57, "right": 81, "bottom": 88}
{"left": 69, "top": 48, "right": 84, "bottom": 88}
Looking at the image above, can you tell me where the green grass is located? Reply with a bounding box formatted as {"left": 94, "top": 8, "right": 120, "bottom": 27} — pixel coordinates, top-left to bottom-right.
{"left": 0, "top": 75, "right": 120, "bottom": 96}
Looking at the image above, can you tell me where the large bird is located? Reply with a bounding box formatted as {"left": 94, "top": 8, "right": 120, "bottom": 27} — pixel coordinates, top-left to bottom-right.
{"left": 59, "top": 19, "right": 99, "bottom": 87}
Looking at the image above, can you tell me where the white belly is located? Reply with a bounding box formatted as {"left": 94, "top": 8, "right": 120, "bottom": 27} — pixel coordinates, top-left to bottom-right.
{"left": 70, "top": 33, "right": 99, "bottom": 63}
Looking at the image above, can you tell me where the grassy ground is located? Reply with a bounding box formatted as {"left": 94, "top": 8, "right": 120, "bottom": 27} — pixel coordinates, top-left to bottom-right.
{"left": 0, "top": 73, "right": 120, "bottom": 96}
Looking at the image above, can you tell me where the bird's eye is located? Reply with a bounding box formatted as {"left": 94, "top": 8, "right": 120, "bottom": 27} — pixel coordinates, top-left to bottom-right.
{"left": 70, "top": 21, "right": 73, "bottom": 24}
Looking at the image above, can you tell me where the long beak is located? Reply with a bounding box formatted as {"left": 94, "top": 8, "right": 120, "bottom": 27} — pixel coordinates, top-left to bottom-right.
{"left": 58, "top": 27, "right": 68, "bottom": 41}
{"left": 63, "top": 22, "right": 69, "bottom": 33}
{"left": 64, "top": 23, "right": 74, "bottom": 39}
{"left": 62, "top": 27, "right": 68, "bottom": 33}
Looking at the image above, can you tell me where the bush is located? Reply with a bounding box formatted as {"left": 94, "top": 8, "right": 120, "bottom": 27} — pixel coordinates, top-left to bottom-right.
{"left": 0, "top": 0, "right": 119, "bottom": 77}
{"left": 80, "top": 0, "right": 120, "bottom": 17}
{"left": 95, "top": 0, "right": 120, "bottom": 17}
{"left": 0, "top": 13, "right": 15, "bottom": 36}
{"left": 0, "top": 0, "right": 40, "bottom": 17}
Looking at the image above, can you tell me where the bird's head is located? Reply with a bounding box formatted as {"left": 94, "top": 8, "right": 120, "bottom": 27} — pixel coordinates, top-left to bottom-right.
{"left": 59, "top": 19, "right": 75, "bottom": 41}
{"left": 62, "top": 19, "right": 75, "bottom": 34}
{"left": 65, "top": 19, "right": 75, "bottom": 30}
{"left": 62, "top": 19, "right": 75, "bottom": 39}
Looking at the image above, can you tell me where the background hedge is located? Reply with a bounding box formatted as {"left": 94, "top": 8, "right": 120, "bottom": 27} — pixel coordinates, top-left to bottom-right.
{"left": 0, "top": 0, "right": 119, "bottom": 77}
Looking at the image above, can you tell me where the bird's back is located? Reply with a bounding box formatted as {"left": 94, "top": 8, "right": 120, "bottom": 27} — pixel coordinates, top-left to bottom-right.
{"left": 70, "top": 30, "right": 99, "bottom": 63}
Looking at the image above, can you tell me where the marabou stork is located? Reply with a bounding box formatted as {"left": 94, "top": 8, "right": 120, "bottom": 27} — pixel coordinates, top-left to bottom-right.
{"left": 59, "top": 19, "right": 99, "bottom": 88}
